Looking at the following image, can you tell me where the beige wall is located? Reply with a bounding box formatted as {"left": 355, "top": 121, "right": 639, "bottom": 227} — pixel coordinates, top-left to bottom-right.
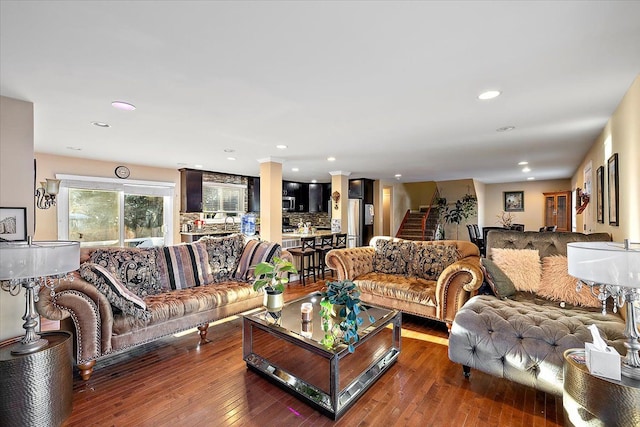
{"left": 572, "top": 75, "right": 640, "bottom": 242}
{"left": 403, "top": 181, "right": 437, "bottom": 210}
{"left": 34, "top": 153, "right": 181, "bottom": 243}
{"left": 0, "top": 96, "right": 35, "bottom": 341}
{"left": 482, "top": 179, "right": 571, "bottom": 231}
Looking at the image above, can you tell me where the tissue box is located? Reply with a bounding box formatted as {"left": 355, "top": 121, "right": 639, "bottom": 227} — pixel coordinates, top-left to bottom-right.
{"left": 585, "top": 342, "right": 621, "bottom": 381}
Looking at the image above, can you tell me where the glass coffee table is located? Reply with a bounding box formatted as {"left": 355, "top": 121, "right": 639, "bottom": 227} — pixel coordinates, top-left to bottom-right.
{"left": 242, "top": 292, "right": 401, "bottom": 420}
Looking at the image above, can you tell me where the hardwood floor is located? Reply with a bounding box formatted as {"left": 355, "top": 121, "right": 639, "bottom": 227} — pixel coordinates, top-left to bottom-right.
{"left": 57, "top": 281, "right": 564, "bottom": 426}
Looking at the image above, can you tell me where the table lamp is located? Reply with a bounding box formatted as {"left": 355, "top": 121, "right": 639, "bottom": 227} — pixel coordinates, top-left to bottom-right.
{"left": 567, "top": 239, "right": 640, "bottom": 380}
{"left": 0, "top": 237, "right": 79, "bottom": 355}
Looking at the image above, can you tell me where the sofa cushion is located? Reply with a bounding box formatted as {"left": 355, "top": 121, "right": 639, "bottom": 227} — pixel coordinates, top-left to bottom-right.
{"left": 355, "top": 272, "right": 437, "bottom": 307}
{"left": 537, "top": 255, "right": 600, "bottom": 308}
{"left": 89, "top": 247, "right": 163, "bottom": 297}
{"left": 199, "top": 234, "right": 245, "bottom": 282}
{"left": 373, "top": 240, "right": 414, "bottom": 275}
{"left": 409, "top": 243, "right": 460, "bottom": 280}
{"left": 481, "top": 258, "right": 516, "bottom": 299}
{"left": 235, "top": 239, "right": 282, "bottom": 281}
{"left": 80, "top": 263, "right": 151, "bottom": 321}
{"left": 111, "top": 281, "right": 259, "bottom": 334}
{"left": 157, "top": 241, "right": 213, "bottom": 290}
{"left": 491, "top": 248, "right": 541, "bottom": 293}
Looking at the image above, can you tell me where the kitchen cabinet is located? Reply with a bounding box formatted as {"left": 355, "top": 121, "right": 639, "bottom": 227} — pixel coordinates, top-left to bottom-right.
{"left": 180, "top": 169, "right": 203, "bottom": 212}
{"left": 308, "top": 183, "right": 326, "bottom": 213}
{"left": 248, "top": 177, "right": 260, "bottom": 213}
{"left": 544, "top": 191, "right": 572, "bottom": 232}
{"left": 348, "top": 178, "right": 374, "bottom": 203}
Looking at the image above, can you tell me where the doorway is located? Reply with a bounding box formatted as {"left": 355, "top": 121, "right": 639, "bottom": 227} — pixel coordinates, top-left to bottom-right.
{"left": 383, "top": 186, "right": 392, "bottom": 236}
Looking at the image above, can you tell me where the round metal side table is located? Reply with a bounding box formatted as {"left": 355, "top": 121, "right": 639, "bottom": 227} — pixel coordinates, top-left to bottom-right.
{"left": 563, "top": 348, "right": 640, "bottom": 427}
{"left": 0, "top": 331, "right": 73, "bottom": 427}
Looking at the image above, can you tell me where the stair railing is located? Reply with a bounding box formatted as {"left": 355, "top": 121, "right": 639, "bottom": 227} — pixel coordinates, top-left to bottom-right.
{"left": 396, "top": 209, "right": 412, "bottom": 238}
{"left": 420, "top": 190, "right": 440, "bottom": 240}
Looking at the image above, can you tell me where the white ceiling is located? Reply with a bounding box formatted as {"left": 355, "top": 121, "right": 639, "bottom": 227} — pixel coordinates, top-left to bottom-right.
{"left": 2, "top": 1, "right": 639, "bottom": 184}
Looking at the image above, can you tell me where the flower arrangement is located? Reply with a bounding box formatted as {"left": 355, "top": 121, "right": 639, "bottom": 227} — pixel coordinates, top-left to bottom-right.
{"left": 496, "top": 211, "right": 515, "bottom": 228}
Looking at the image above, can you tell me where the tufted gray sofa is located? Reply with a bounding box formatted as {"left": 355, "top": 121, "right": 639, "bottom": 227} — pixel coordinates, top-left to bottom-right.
{"left": 448, "top": 231, "right": 626, "bottom": 396}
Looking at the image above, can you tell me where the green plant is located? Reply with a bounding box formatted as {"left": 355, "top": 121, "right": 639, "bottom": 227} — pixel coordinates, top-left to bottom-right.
{"left": 437, "top": 193, "right": 478, "bottom": 239}
{"left": 252, "top": 256, "right": 297, "bottom": 293}
{"left": 319, "top": 280, "right": 375, "bottom": 353}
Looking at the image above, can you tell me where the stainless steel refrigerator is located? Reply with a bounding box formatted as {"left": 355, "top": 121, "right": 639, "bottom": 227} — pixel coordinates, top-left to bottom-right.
{"left": 347, "top": 199, "right": 361, "bottom": 248}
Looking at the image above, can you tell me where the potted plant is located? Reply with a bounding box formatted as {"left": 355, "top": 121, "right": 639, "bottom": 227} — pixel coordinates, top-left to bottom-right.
{"left": 319, "top": 280, "right": 375, "bottom": 353}
{"left": 253, "top": 256, "right": 297, "bottom": 317}
{"left": 436, "top": 193, "right": 478, "bottom": 239}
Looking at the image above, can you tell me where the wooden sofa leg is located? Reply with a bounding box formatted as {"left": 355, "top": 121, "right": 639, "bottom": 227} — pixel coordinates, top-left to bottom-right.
{"left": 463, "top": 365, "right": 471, "bottom": 378}
{"left": 78, "top": 360, "right": 96, "bottom": 381}
{"left": 198, "top": 324, "right": 210, "bottom": 345}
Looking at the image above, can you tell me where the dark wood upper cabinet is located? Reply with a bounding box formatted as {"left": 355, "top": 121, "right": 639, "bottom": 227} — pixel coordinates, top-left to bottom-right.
{"left": 349, "top": 178, "right": 374, "bottom": 203}
{"left": 248, "top": 177, "right": 260, "bottom": 213}
{"left": 180, "top": 169, "right": 203, "bottom": 212}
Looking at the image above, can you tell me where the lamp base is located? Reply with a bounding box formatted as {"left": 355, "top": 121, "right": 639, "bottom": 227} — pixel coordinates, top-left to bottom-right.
{"left": 10, "top": 337, "right": 48, "bottom": 355}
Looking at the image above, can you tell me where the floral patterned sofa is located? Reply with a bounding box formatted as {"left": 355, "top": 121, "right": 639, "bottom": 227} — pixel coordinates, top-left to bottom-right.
{"left": 325, "top": 236, "right": 483, "bottom": 330}
{"left": 36, "top": 234, "right": 287, "bottom": 380}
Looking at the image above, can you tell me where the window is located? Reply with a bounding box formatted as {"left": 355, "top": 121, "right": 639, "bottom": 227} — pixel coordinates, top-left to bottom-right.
{"left": 57, "top": 175, "right": 174, "bottom": 247}
{"left": 202, "top": 182, "right": 245, "bottom": 214}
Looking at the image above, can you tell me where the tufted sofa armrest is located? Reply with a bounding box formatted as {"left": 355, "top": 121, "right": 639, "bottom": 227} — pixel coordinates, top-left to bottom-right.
{"left": 36, "top": 271, "right": 115, "bottom": 364}
{"left": 436, "top": 256, "right": 483, "bottom": 324}
{"left": 325, "top": 247, "right": 375, "bottom": 281}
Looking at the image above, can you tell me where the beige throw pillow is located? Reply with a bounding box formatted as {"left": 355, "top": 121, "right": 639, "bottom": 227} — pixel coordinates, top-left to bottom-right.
{"left": 491, "top": 248, "right": 541, "bottom": 292}
{"left": 537, "top": 255, "right": 600, "bottom": 308}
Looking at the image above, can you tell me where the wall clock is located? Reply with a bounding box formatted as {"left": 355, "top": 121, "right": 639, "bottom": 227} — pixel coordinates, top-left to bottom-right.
{"left": 115, "top": 165, "right": 130, "bottom": 179}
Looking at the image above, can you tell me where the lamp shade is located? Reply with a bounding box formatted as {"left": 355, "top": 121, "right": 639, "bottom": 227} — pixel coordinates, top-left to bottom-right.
{"left": 0, "top": 241, "right": 80, "bottom": 280}
{"left": 567, "top": 241, "right": 640, "bottom": 288}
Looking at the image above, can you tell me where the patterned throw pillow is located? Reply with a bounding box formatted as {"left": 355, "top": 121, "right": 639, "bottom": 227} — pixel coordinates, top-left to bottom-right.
{"left": 537, "top": 255, "right": 600, "bottom": 308}
{"left": 157, "top": 241, "right": 213, "bottom": 290}
{"left": 409, "top": 243, "right": 460, "bottom": 281}
{"left": 235, "top": 239, "right": 282, "bottom": 281}
{"left": 89, "top": 247, "right": 163, "bottom": 297}
{"left": 200, "top": 234, "right": 246, "bottom": 282}
{"left": 491, "top": 248, "right": 541, "bottom": 292}
{"left": 373, "top": 239, "right": 414, "bottom": 275}
{"left": 80, "top": 263, "right": 151, "bottom": 321}
{"left": 481, "top": 258, "right": 516, "bottom": 299}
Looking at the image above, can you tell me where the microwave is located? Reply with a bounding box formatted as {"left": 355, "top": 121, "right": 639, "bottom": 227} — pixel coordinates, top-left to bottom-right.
{"left": 282, "top": 196, "right": 296, "bottom": 211}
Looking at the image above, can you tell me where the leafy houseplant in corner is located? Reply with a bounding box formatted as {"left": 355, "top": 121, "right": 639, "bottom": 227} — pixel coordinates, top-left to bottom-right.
{"left": 253, "top": 256, "right": 297, "bottom": 322}
{"left": 319, "top": 280, "right": 375, "bottom": 353}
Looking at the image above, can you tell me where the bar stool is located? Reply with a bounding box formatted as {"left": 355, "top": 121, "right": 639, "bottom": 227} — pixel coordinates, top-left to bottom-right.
{"left": 316, "top": 234, "right": 334, "bottom": 280}
{"left": 288, "top": 236, "right": 316, "bottom": 285}
{"left": 333, "top": 233, "right": 347, "bottom": 250}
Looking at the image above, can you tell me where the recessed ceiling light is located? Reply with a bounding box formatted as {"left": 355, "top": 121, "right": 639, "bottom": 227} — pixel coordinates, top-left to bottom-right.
{"left": 496, "top": 126, "right": 515, "bottom": 132}
{"left": 224, "top": 148, "right": 235, "bottom": 153}
{"left": 227, "top": 157, "right": 236, "bottom": 161}
{"left": 394, "top": 174, "right": 402, "bottom": 178}
{"left": 522, "top": 167, "right": 531, "bottom": 173}
{"left": 194, "top": 164, "right": 203, "bottom": 169}
{"left": 527, "top": 177, "right": 536, "bottom": 180}
{"left": 292, "top": 167, "right": 299, "bottom": 172}
{"left": 276, "top": 144, "right": 288, "bottom": 149}
{"left": 66, "top": 146, "right": 82, "bottom": 151}
{"left": 311, "top": 179, "right": 317, "bottom": 183}
{"left": 91, "top": 121, "right": 110, "bottom": 128}
{"left": 478, "top": 90, "right": 501, "bottom": 100}
{"left": 518, "top": 161, "right": 529, "bottom": 165}
{"left": 327, "top": 156, "right": 336, "bottom": 162}
{"left": 111, "top": 101, "right": 136, "bottom": 111}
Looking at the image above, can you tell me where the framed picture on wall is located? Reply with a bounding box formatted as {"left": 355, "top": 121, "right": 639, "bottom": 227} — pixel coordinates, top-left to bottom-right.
{"left": 596, "top": 165, "right": 604, "bottom": 223}
{"left": 0, "top": 207, "right": 27, "bottom": 241}
{"left": 504, "top": 191, "right": 524, "bottom": 212}
{"left": 608, "top": 153, "right": 619, "bottom": 226}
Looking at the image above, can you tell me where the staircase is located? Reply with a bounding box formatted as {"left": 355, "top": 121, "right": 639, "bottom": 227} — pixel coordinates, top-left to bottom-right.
{"left": 396, "top": 209, "right": 439, "bottom": 241}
